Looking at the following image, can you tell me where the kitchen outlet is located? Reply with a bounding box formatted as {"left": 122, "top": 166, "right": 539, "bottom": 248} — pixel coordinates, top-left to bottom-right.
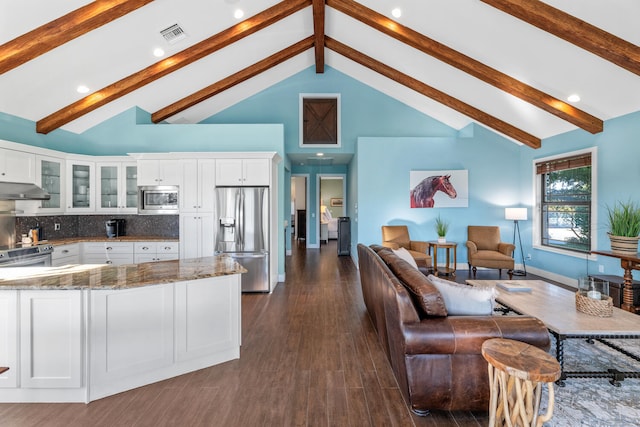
{"left": 598, "top": 264, "right": 604, "bottom": 273}
{"left": 54, "top": 223, "right": 61, "bottom": 231}
{"left": 526, "top": 253, "right": 532, "bottom": 260}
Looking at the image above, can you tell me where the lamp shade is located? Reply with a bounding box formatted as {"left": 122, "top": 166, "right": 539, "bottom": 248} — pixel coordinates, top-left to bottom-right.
{"left": 505, "top": 207, "right": 528, "bottom": 221}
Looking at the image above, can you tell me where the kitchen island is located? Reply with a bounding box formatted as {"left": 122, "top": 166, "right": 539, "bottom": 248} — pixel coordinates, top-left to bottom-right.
{"left": 0, "top": 256, "right": 246, "bottom": 403}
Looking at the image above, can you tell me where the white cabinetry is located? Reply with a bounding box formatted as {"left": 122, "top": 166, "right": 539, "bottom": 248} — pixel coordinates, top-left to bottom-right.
{"left": 179, "top": 159, "right": 215, "bottom": 213}
{"left": 0, "top": 291, "right": 17, "bottom": 389}
{"left": 175, "top": 276, "right": 241, "bottom": 362}
{"left": 19, "top": 290, "right": 83, "bottom": 388}
{"left": 134, "top": 241, "right": 179, "bottom": 263}
{"left": 51, "top": 244, "right": 81, "bottom": 267}
{"left": 96, "top": 162, "right": 137, "bottom": 213}
{"left": 90, "top": 284, "right": 174, "bottom": 399}
{"left": 0, "top": 148, "right": 36, "bottom": 183}
{"left": 82, "top": 242, "right": 134, "bottom": 265}
{"left": 215, "top": 158, "right": 270, "bottom": 186}
{"left": 137, "top": 159, "right": 180, "bottom": 186}
{"left": 180, "top": 213, "right": 215, "bottom": 259}
{"left": 66, "top": 160, "right": 95, "bottom": 212}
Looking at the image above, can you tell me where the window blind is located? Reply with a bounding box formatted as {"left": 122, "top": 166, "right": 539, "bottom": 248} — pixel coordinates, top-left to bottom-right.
{"left": 535, "top": 153, "right": 591, "bottom": 175}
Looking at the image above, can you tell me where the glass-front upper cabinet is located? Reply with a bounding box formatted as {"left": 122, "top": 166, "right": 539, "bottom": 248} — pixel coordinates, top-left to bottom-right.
{"left": 66, "top": 160, "right": 95, "bottom": 213}
{"left": 96, "top": 162, "right": 137, "bottom": 213}
{"left": 36, "top": 155, "right": 65, "bottom": 213}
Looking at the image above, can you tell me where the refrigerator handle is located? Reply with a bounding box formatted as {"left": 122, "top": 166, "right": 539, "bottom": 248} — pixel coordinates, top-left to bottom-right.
{"left": 239, "top": 189, "right": 245, "bottom": 251}
{"left": 234, "top": 189, "right": 242, "bottom": 250}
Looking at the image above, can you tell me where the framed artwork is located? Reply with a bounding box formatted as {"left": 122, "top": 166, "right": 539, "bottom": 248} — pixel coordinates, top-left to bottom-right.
{"left": 409, "top": 170, "right": 468, "bottom": 208}
{"left": 330, "top": 198, "right": 343, "bottom": 207}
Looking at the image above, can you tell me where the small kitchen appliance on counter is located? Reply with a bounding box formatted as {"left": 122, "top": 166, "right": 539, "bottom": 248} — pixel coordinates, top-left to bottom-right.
{"left": 106, "top": 219, "right": 126, "bottom": 238}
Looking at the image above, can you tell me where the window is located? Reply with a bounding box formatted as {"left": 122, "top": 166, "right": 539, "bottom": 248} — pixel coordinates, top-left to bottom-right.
{"left": 535, "top": 150, "right": 595, "bottom": 254}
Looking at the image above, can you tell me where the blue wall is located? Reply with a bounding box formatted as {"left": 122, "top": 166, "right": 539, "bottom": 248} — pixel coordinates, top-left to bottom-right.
{"left": 519, "top": 111, "right": 640, "bottom": 281}
{"left": 356, "top": 127, "right": 522, "bottom": 263}
{"left": 200, "top": 66, "right": 459, "bottom": 248}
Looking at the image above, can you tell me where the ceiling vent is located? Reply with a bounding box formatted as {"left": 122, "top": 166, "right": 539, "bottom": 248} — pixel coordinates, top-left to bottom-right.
{"left": 160, "top": 24, "right": 187, "bottom": 44}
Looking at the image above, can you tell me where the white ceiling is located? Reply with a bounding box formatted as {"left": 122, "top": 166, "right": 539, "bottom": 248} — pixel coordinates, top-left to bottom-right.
{"left": 1, "top": 0, "right": 639, "bottom": 144}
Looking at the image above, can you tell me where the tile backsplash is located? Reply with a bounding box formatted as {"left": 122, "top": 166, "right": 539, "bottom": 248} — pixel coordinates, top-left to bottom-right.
{"left": 16, "top": 215, "right": 179, "bottom": 241}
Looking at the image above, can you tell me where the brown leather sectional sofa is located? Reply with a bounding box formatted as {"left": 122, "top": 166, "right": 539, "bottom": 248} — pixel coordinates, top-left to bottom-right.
{"left": 357, "top": 244, "right": 551, "bottom": 415}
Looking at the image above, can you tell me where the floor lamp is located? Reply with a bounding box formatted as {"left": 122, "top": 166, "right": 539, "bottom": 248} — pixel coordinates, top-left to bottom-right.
{"left": 505, "top": 208, "right": 527, "bottom": 276}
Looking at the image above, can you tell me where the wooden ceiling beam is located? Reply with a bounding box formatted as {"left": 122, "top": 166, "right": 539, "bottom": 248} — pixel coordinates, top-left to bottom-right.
{"left": 481, "top": 0, "right": 640, "bottom": 77}
{"left": 325, "top": 37, "right": 541, "bottom": 148}
{"left": 312, "top": 0, "right": 326, "bottom": 73}
{"left": 36, "top": 0, "right": 311, "bottom": 134}
{"left": 152, "top": 37, "right": 314, "bottom": 123}
{"left": 0, "top": 0, "right": 154, "bottom": 75}
{"left": 326, "top": 0, "right": 603, "bottom": 134}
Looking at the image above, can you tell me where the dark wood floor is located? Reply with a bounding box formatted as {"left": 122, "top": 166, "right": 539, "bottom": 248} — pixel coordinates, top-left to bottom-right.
{"left": 0, "top": 240, "right": 549, "bottom": 426}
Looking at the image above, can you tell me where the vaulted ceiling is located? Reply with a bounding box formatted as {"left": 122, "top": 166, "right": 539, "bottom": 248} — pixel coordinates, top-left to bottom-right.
{"left": 1, "top": 0, "right": 639, "bottom": 149}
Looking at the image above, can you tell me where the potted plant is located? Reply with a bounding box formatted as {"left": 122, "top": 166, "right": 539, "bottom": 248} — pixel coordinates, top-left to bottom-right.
{"left": 435, "top": 215, "right": 450, "bottom": 243}
{"left": 606, "top": 200, "right": 640, "bottom": 255}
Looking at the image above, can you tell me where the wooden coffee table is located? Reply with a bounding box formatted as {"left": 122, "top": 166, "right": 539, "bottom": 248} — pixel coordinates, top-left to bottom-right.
{"left": 467, "top": 279, "right": 640, "bottom": 386}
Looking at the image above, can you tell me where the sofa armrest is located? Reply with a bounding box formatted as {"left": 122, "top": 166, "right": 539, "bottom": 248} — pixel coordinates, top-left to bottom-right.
{"left": 382, "top": 242, "right": 401, "bottom": 250}
{"left": 497, "top": 242, "right": 516, "bottom": 256}
{"left": 465, "top": 240, "right": 478, "bottom": 254}
{"left": 409, "top": 240, "right": 429, "bottom": 254}
{"left": 403, "top": 315, "right": 549, "bottom": 355}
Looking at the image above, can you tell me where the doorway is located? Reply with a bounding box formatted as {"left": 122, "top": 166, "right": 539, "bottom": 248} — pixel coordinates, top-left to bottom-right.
{"left": 318, "top": 175, "right": 346, "bottom": 245}
{"left": 291, "top": 175, "right": 308, "bottom": 242}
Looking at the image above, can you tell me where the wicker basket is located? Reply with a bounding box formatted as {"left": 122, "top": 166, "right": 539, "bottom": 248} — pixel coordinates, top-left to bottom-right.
{"left": 575, "top": 291, "right": 613, "bottom": 317}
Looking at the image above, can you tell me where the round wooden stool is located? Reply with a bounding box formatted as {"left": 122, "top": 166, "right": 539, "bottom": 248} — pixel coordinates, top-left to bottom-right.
{"left": 481, "top": 338, "right": 561, "bottom": 427}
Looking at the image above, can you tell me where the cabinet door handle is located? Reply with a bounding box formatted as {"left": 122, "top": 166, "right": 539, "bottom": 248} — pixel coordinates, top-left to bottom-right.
{"left": 142, "top": 246, "right": 149, "bottom": 250}
{"left": 61, "top": 250, "right": 69, "bottom": 254}
{"left": 106, "top": 246, "right": 113, "bottom": 251}
{"left": 164, "top": 246, "right": 171, "bottom": 250}
{"left": 106, "top": 260, "right": 113, "bottom": 264}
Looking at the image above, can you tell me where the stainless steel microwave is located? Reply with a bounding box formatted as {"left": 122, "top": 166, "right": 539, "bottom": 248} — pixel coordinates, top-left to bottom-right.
{"left": 138, "top": 186, "right": 179, "bottom": 214}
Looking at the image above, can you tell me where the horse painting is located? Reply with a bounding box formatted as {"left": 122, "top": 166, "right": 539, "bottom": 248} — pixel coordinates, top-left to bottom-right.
{"left": 410, "top": 175, "right": 457, "bottom": 208}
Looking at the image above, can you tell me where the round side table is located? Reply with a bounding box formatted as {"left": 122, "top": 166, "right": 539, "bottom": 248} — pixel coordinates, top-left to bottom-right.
{"left": 481, "top": 338, "right": 561, "bottom": 427}
{"left": 427, "top": 241, "right": 457, "bottom": 277}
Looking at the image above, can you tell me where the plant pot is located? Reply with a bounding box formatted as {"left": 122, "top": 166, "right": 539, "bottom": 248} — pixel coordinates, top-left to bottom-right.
{"left": 608, "top": 233, "right": 640, "bottom": 255}
{"left": 437, "top": 237, "right": 446, "bottom": 244}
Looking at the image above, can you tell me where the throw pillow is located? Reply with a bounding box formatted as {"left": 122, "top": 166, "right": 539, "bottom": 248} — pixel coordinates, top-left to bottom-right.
{"left": 427, "top": 274, "right": 495, "bottom": 316}
{"left": 392, "top": 247, "right": 418, "bottom": 269}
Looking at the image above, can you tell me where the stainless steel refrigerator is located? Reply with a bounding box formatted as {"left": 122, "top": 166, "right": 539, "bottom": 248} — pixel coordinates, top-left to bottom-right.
{"left": 215, "top": 186, "right": 269, "bottom": 292}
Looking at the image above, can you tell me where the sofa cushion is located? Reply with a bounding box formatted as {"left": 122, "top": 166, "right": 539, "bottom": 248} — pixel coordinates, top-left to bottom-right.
{"left": 392, "top": 247, "right": 419, "bottom": 269}
{"left": 427, "top": 275, "right": 495, "bottom": 316}
{"left": 377, "top": 250, "right": 447, "bottom": 317}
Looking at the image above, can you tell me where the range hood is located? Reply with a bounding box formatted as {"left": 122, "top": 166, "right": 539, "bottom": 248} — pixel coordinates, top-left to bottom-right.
{"left": 0, "top": 181, "right": 50, "bottom": 200}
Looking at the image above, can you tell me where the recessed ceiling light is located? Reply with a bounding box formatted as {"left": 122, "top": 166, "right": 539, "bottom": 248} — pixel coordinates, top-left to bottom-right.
{"left": 567, "top": 94, "right": 581, "bottom": 103}
{"left": 391, "top": 8, "right": 402, "bottom": 18}
{"left": 316, "top": 152, "right": 324, "bottom": 156}
{"left": 234, "top": 9, "right": 244, "bottom": 19}
{"left": 76, "top": 85, "right": 89, "bottom": 94}
{"left": 153, "top": 47, "right": 165, "bottom": 57}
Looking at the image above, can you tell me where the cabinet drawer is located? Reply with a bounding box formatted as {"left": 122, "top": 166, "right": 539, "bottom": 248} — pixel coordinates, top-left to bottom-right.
{"left": 52, "top": 244, "right": 80, "bottom": 260}
{"left": 134, "top": 242, "right": 157, "bottom": 254}
{"left": 157, "top": 242, "right": 179, "bottom": 254}
{"left": 84, "top": 242, "right": 133, "bottom": 254}
{"left": 83, "top": 254, "right": 134, "bottom": 265}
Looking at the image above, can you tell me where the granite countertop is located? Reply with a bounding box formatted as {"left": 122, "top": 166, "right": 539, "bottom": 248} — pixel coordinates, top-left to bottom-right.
{"left": 0, "top": 255, "right": 247, "bottom": 290}
{"left": 44, "top": 236, "right": 179, "bottom": 246}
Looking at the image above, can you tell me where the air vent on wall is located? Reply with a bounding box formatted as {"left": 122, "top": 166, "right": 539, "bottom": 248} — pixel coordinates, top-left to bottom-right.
{"left": 160, "top": 24, "right": 187, "bottom": 44}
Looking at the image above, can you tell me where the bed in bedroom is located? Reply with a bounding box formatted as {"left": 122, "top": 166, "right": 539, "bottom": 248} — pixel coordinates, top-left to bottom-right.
{"left": 321, "top": 207, "right": 339, "bottom": 239}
